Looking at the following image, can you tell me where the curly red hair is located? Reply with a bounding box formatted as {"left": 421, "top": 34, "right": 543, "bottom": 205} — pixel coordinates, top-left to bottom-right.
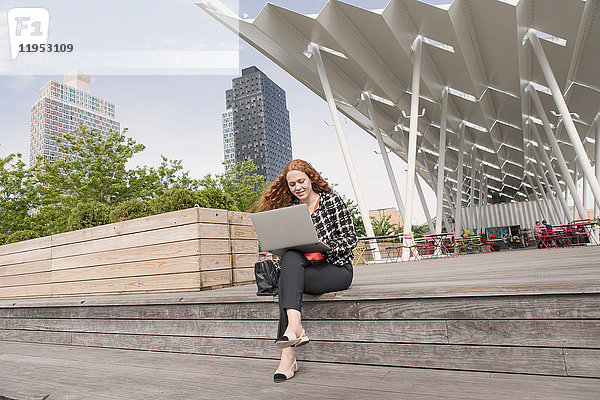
{"left": 255, "top": 159, "right": 332, "bottom": 211}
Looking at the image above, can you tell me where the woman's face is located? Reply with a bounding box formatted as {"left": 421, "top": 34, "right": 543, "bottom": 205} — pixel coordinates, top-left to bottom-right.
{"left": 286, "top": 169, "right": 314, "bottom": 202}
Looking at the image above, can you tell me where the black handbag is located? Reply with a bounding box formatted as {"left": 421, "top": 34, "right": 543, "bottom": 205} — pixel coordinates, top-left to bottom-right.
{"left": 254, "top": 259, "right": 280, "bottom": 296}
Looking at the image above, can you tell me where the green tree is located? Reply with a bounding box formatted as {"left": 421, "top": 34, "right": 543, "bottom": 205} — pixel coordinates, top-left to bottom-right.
{"left": 370, "top": 215, "right": 399, "bottom": 237}
{"left": 201, "top": 159, "right": 268, "bottom": 212}
{"left": 32, "top": 126, "right": 145, "bottom": 206}
{"left": 0, "top": 153, "right": 32, "bottom": 235}
{"left": 342, "top": 196, "right": 366, "bottom": 237}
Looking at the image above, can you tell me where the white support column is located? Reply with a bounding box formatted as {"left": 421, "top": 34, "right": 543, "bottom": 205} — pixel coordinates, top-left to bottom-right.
{"left": 478, "top": 167, "right": 484, "bottom": 233}
{"left": 469, "top": 151, "right": 476, "bottom": 232}
{"left": 531, "top": 165, "right": 556, "bottom": 223}
{"left": 415, "top": 172, "right": 434, "bottom": 233}
{"left": 583, "top": 171, "right": 588, "bottom": 219}
{"left": 310, "top": 43, "right": 379, "bottom": 256}
{"left": 528, "top": 85, "right": 586, "bottom": 218}
{"left": 528, "top": 30, "right": 600, "bottom": 211}
{"left": 363, "top": 93, "right": 406, "bottom": 221}
{"left": 436, "top": 87, "right": 449, "bottom": 234}
{"left": 482, "top": 174, "right": 488, "bottom": 231}
{"left": 528, "top": 120, "right": 572, "bottom": 222}
{"left": 402, "top": 35, "right": 423, "bottom": 259}
{"left": 595, "top": 116, "right": 600, "bottom": 240}
{"left": 527, "top": 174, "right": 546, "bottom": 220}
{"left": 574, "top": 162, "right": 580, "bottom": 219}
{"left": 455, "top": 123, "right": 465, "bottom": 236}
{"left": 533, "top": 159, "right": 562, "bottom": 223}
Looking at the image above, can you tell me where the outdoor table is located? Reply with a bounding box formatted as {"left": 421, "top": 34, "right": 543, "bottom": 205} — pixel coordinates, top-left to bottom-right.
{"left": 354, "top": 235, "right": 400, "bottom": 264}
{"left": 456, "top": 236, "right": 482, "bottom": 254}
{"left": 422, "top": 232, "right": 456, "bottom": 256}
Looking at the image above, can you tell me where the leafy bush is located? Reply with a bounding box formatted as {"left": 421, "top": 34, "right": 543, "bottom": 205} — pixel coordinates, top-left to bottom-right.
{"left": 197, "top": 187, "right": 238, "bottom": 211}
{"left": 109, "top": 199, "right": 154, "bottom": 223}
{"left": 5, "top": 230, "right": 39, "bottom": 244}
{"left": 152, "top": 188, "right": 207, "bottom": 214}
{"left": 0, "top": 233, "right": 7, "bottom": 245}
{"left": 67, "top": 201, "right": 110, "bottom": 230}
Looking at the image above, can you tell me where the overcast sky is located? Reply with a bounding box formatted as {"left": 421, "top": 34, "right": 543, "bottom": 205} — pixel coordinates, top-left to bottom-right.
{"left": 0, "top": 0, "right": 463, "bottom": 224}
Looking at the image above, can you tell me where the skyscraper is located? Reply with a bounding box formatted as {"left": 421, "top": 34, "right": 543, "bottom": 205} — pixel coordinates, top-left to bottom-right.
{"left": 223, "top": 66, "right": 292, "bottom": 181}
{"left": 30, "top": 70, "right": 120, "bottom": 166}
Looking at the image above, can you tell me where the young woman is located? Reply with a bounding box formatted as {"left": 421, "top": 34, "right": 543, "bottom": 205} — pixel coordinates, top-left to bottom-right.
{"left": 255, "top": 159, "right": 357, "bottom": 383}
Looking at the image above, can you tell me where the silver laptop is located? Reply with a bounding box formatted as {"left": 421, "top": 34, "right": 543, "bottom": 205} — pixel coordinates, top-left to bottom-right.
{"left": 250, "top": 204, "right": 331, "bottom": 257}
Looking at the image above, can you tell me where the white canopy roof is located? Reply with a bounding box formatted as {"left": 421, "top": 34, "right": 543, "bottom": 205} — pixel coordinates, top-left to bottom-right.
{"left": 200, "top": 0, "right": 600, "bottom": 215}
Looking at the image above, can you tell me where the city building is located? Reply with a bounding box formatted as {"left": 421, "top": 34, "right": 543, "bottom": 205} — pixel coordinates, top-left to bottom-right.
{"left": 30, "top": 70, "right": 120, "bottom": 166}
{"left": 223, "top": 66, "right": 292, "bottom": 181}
{"left": 369, "top": 207, "right": 403, "bottom": 228}
{"left": 221, "top": 108, "right": 235, "bottom": 172}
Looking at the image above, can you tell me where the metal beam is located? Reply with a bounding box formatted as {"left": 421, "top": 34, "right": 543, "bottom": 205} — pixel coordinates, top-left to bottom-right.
{"left": 528, "top": 29, "right": 600, "bottom": 211}
{"left": 527, "top": 85, "right": 586, "bottom": 219}
{"left": 310, "top": 43, "right": 379, "bottom": 256}
{"left": 402, "top": 35, "right": 423, "bottom": 259}
{"left": 455, "top": 123, "right": 465, "bottom": 236}
{"left": 363, "top": 93, "right": 406, "bottom": 221}
{"left": 528, "top": 120, "right": 572, "bottom": 222}
{"left": 436, "top": 87, "right": 448, "bottom": 234}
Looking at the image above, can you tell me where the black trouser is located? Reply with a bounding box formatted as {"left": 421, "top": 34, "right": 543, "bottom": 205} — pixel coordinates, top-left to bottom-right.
{"left": 277, "top": 250, "right": 353, "bottom": 340}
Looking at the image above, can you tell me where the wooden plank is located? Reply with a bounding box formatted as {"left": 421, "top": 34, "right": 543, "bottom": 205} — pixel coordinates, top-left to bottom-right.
{"left": 233, "top": 267, "right": 255, "bottom": 285}
{"left": 0, "top": 300, "right": 359, "bottom": 320}
{"left": 0, "top": 283, "right": 52, "bottom": 299}
{"left": 199, "top": 239, "right": 230, "bottom": 254}
{"left": 200, "top": 269, "right": 232, "bottom": 288}
{"left": 357, "top": 295, "right": 600, "bottom": 319}
{"left": 3, "top": 342, "right": 600, "bottom": 400}
{"left": 232, "top": 253, "right": 258, "bottom": 268}
{"left": 564, "top": 349, "right": 600, "bottom": 378}
{"left": 0, "top": 319, "right": 447, "bottom": 344}
{"left": 50, "top": 256, "right": 201, "bottom": 283}
{"left": 50, "top": 272, "right": 201, "bottom": 296}
{"left": 447, "top": 320, "right": 600, "bottom": 348}
{"left": 231, "top": 239, "right": 258, "bottom": 254}
{"left": 0, "top": 302, "right": 279, "bottom": 320}
{"left": 50, "top": 208, "right": 200, "bottom": 247}
{"left": 0, "top": 271, "right": 51, "bottom": 288}
{"left": 229, "top": 225, "right": 257, "bottom": 239}
{"left": 51, "top": 224, "right": 202, "bottom": 259}
{"left": 0, "top": 259, "right": 51, "bottom": 277}
{"left": 0, "top": 330, "right": 565, "bottom": 376}
{"left": 197, "top": 207, "right": 228, "bottom": 224}
{"left": 227, "top": 211, "right": 253, "bottom": 226}
{"left": 300, "top": 342, "right": 567, "bottom": 376}
{"left": 0, "top": 237, "right": 52, "bottom": 257}
{"left": 199, "top": 254, "right": 232, "bottom": 271}
{"left": 0, "top": 248, "right": 52, "bottom": 267}
{"left": 48, "top": 332, "right": 567, "bottom": 375}
{"left": 198, "top": 223, "right": 230, "bottom": 239}
{"left": 0, "top": 329, "right": 72, "bottom": 345}
{"left": 51, "top": 240, "right": 200, "bottom": 270}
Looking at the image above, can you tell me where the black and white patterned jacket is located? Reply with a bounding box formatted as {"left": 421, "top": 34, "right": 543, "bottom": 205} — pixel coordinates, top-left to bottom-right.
{"left": 290, "top": 191, "right": 357, "bottom": 266}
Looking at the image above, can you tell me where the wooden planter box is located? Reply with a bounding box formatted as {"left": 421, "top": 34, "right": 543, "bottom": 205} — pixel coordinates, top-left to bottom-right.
{"left": 0, "top": 207, "right": 258, "bottom": 299}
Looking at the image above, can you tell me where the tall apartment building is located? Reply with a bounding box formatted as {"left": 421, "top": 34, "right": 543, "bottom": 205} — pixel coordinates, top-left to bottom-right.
{"left": 30, "top": 70, "right": 120, "bottom": 166}
{"left": 223, "top": 66, "right": 292, "bottom": 181}
{"left": 222, "top": 108, "right": 235, "bottom": 171}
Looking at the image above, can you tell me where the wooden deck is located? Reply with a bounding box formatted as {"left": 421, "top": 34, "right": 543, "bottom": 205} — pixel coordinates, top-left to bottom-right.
{"left": 1, "top": 341, "right": 599, "bottom": 400}
{"left": 1, "top": 246, "right": 599, "bottom": 397}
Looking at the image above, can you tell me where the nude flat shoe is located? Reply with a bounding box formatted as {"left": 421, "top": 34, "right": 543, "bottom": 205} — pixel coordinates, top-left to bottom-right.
{"left": 273, "top": 360, "right": 298, "bottom": 383}
{"left": 275, "top": 329, "right": 309, "bottom": 349}
{"left": 293, "top": 330, "right": 309, "bottom": 348}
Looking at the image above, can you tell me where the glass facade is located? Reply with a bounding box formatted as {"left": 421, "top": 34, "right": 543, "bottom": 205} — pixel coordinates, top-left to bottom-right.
{"left": 29, "top": 72, "right": 120, "bottom": 166}
{"left": 223, "top": 66, "right": 292, "bottom": 181}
